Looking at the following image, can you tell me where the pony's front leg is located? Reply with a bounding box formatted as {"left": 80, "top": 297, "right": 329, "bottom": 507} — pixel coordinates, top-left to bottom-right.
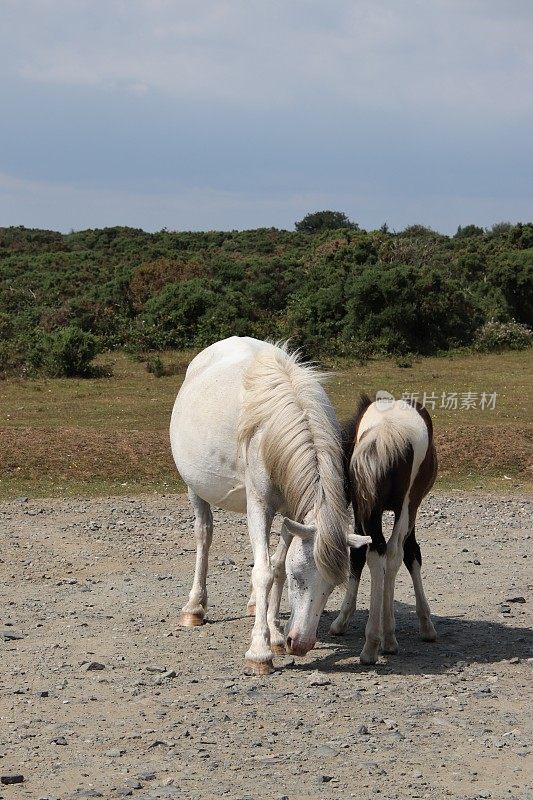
{"left": 330, "top": 544, "right": 367, "bottom": 636}
{"left": 245, "top": 492, "right": 275, "bottom": 675}
{"left": 267, "top": 524, "right": 291, "bottom": 654}
{"left": 179, "top": 489, "right": 213, "bottom": 627}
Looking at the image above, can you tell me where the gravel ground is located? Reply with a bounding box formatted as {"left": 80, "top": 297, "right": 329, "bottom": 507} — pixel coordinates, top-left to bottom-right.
{"left": 1, "top": 492, "right": 531, "bottom": 800}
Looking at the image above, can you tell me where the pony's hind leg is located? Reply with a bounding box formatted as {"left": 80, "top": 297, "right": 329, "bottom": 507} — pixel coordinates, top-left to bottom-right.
{"left": 329, "top": 544, "right": 367, "bottom": 636}
{"left": 360, "top": 511, "right": 387, "bottom": 665}
{"left": 179, "top": 488, "right": 213, "bottom": 627}
{"left": 381, "top": 505, "right": 410, "bottom": 654}
{"left": 403, "top": 528, "right": 437, "bottom": 642}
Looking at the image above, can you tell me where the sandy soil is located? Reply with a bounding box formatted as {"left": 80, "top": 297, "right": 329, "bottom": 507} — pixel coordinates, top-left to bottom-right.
{"left": 1, "top": 492, "right": 531, "bottom": 800}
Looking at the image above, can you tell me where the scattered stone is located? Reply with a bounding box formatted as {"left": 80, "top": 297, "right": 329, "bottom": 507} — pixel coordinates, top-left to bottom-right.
{"left": 509, "top": 657, "right": 520, "bottom": 664}
{"left": 75, "top": 790, "right": 103, "bottom": 798}
{"left": 35, "top": 690, "right": 49, "bottom": 697}
{"left": 316, "top": 744, "right": 338, "bottom": 757}
{"left": 105, "top": 747, "right": 126, "bottom": 757}
{"left": 307, "top": 671, "right": 331, "bottom": 686}
{"left": 1, "top": 774, "right": 25, "bottom": 784}
{"left": 319, "top": 775, "right": 334, "bottom": 783}
{"left": 161, "top": 669, "right": 177, "bottom": 679}
{"left": 124, "top": 779, "right": 143, "bottom": 790}
{"left": 358, "top": 724, "right": 369, "bottom": 735}
{"left": 506, "top": 596, "right": 526, "bottom": 603}
{"left": 138, "top": 771, "right": 156, "bottom": 781}
{"left": 83, "top": 661, "right": 106, "bottom": 671}
{"left": 51, "top": 735, "right": 68, "bottom": 745}
{"left": 1, "top": 629, "right": 24, "bottom": 641}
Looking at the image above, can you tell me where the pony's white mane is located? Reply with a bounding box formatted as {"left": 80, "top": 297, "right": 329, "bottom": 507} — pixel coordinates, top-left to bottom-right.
{"left": 238, "top": 343, "right": 349, "bottom": 585}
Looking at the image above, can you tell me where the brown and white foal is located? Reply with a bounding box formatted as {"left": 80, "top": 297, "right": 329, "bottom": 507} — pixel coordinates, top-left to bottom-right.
{"left": 330, "top": 394, "right": 438, "bottom": 664}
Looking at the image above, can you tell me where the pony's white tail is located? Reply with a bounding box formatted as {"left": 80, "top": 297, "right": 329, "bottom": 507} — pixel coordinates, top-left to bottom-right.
{"left": 352, "top": 410, "right": 422, "bottom": 519}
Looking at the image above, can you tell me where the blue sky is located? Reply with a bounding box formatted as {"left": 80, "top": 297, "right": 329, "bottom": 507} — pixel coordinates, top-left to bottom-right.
{"left": 1, "top": 0, "right": 532, "bottom": 233}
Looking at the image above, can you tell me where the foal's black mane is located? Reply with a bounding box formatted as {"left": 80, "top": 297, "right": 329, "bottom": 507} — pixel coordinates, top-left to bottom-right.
{"left": 341, "top": 393, "right": 373, "bottom": 502}
{"left": 342, "top": 393, "right": 373, "bottom": 460}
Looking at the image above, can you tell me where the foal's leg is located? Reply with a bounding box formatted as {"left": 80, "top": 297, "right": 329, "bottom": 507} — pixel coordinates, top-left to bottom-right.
{"left": 246, "top": 585, "right": 256, "bottom": 616}
{"left": 266, "top": 524, "right": 291, "bottom": 654}
{"left": 244, "top": 488, "right": 275, "bottom": 675}
{"left": 360, "top": 512, "right": 387, "bottom": 665}
{"left": 403, "top": 527, "right": 437, "bottom": 642}
{"left": 329, "top": 544, "right": 367, "bottom": 636}
{"left": 179, "top": 488, "right": 213, "bottom": 627}
{"left": 381, "top": 503, "right": 410, "bottom": 654}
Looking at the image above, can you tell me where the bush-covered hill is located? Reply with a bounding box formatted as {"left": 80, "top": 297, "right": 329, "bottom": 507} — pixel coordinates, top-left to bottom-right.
{"left": 0, "top": 222, "right": 532, "bottom": 375}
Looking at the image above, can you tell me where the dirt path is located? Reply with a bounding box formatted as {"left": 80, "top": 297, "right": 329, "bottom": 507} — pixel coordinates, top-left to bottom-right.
{"left": 1, "top": 493, "right": 531, "bottom": 800}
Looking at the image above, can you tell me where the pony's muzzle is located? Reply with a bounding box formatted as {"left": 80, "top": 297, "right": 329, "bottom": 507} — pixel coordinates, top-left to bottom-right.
{"left": 285, "top": 633, "right": 316, "bottom": 657}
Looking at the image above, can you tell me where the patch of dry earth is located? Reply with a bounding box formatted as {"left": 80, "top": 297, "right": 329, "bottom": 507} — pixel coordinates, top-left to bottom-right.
{"left": 0, "top": 493, "right": 531, "bottom": 800}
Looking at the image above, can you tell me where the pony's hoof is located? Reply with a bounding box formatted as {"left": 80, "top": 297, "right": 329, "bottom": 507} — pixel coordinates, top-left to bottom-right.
{"left": 359, "top": 648, "right": 379, "bottom": 666}
{"left": 179, "top": 611, "right": 205, "bottom": 627}
{"left": 271, "top": 643, "right": 286, "bottom": 655}
{"left": 244, "top": 659, "right": 275, "bottom": 676}
{"left": 381, "top": 638, "right": 399, "bottom": 655}
{"left": 329, "top": 621, "right": 346, "bottom": 637}
{"left": 246, "top": 603, "right": 256, "bottom": 616}
{"left": 420, "top": 626, "right": 437, "bottom": 642}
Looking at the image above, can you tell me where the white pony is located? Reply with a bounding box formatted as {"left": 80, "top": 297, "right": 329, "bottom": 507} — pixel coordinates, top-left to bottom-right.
{"left": 170, "top": 337, "right": 370, "bottom": 675}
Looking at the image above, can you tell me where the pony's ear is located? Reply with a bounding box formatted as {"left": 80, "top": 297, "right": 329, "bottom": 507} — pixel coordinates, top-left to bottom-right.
{"left": 347, "top": 533, "right": 372, "bottom": 549}
{"left": 283, "top": 518, "right": 316, "bottom": 540}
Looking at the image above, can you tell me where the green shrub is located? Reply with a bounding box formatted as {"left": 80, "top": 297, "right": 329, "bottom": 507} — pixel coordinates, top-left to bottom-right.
{"left": 0, "top": 312, "right": 14, "bottom": 340}
{"left": 140, "top": 279, "right": 217, "bottom": 349}
{"left": 145, "top": 355, "right": 165, "bottom": 377}
{"left": 342, "top": 264, "right": 480, "bottom": 355}
{"left": 473, "top": 320, "right": 532, "bottom": 352}
{"left": 33, "top": 326, "right": 99, "bottom": 377}
{"left": 394, "top": 353, "right": 415, "bottom": 368}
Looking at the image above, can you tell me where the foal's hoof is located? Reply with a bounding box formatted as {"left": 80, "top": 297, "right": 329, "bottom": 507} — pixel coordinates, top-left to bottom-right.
{"left": 420, "top": 626, "right": 437, "bottom": 642}
{"left": 381, "top": 638, "right": 399, "bottom": 655}
{"left": 179, "top": 611, "right": 205, "bottom": 627}
{"left": 359, "top": 647, "right": 379, "bottom": 666}
{"left": 246, "top": 603, "right": 256, "bottom": 616}
{"left": 271, "top": 643, "right": 286, "bottom": 655}
{"left": 329, "top": 620, "right": 347, "bottom": 637}
{"left": 244, "top": 659, "right": 275, "bottom": 676}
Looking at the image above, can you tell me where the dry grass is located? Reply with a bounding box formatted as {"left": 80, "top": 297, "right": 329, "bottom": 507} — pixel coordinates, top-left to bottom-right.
{"left": 0, "top": 349, "right": 531, "bottom": 499}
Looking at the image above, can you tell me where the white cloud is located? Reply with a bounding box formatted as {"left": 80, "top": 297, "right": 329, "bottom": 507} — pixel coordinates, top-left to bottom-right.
{"left": 1, "top": 2, "right": 532, "bottom": 231}
{"left": 1, "top": 0, "right": 532, "bottom": 117}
